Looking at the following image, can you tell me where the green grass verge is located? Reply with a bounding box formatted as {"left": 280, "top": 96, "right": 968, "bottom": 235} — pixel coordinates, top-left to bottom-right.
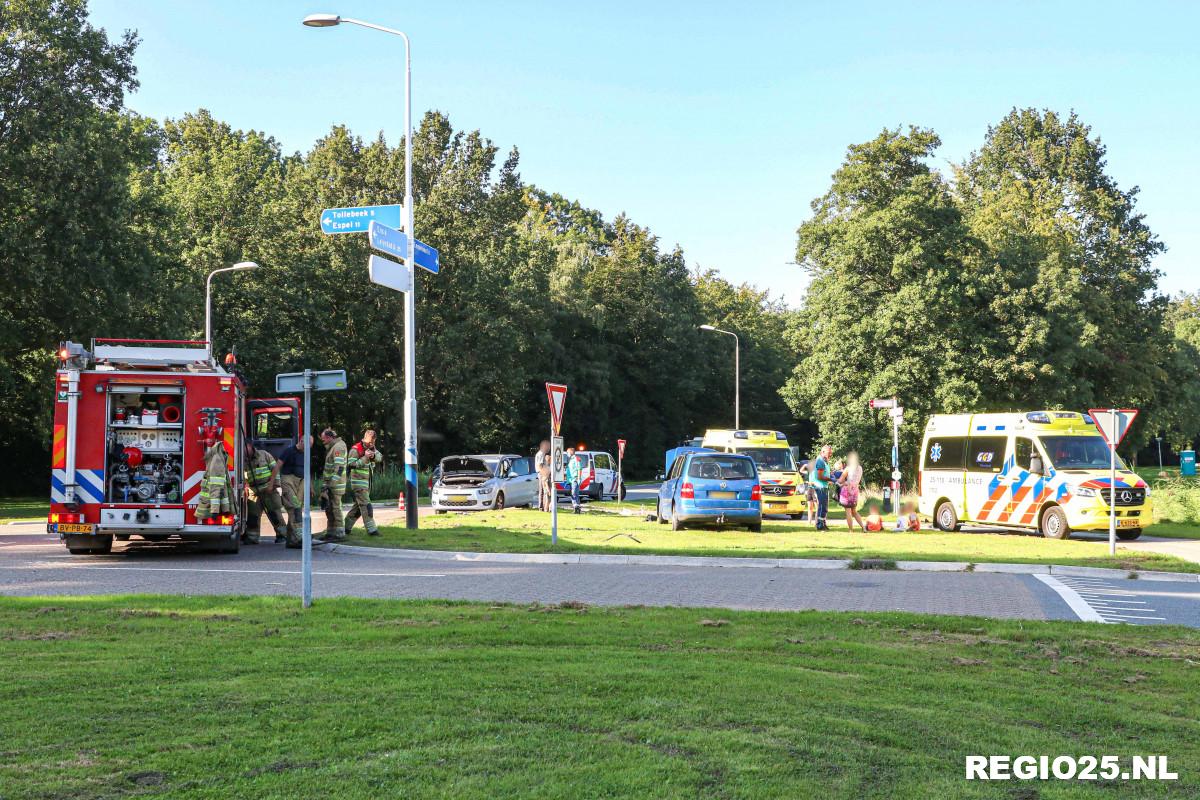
{"left": 0, "top": 496, "right": 48, "bottom": 522}
{"left": 1, "top": 596, "right": 1196, "bottom": 799}
{"left": 355, "top": 506, "right": 1200, "bottom": 573}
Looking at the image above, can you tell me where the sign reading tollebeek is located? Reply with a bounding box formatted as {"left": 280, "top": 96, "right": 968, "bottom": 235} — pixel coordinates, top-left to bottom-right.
{"left": 545, "top": 382, "right": 567, "bottom": 436}
{"left": 320, "top": 204, "right": 402, "bottom": 235}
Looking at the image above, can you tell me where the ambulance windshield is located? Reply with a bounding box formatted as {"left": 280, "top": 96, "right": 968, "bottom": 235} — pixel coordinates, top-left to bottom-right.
{"left": 1040, "top": 436, "right": 1127, "bottom": 471}
{"left": 737, "top": 447, "right": 796, "bottom": 472}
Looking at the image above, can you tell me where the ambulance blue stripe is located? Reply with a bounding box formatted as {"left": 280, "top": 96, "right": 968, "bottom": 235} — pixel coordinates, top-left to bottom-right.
{"left": 995, "top": 425, "right": 1005, "bottom": 431}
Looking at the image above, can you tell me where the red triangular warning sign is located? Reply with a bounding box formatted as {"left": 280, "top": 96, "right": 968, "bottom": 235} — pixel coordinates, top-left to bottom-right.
{"left": 546, "top": 382, "right": 567, "bottom": 435}
{"left": 1089, "top": 408, "right": 1138, "bottom": 447}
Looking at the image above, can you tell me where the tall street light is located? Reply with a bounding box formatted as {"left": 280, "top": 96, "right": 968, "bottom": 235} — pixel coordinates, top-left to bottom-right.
{"left": 303, "top": 13, "right": 420, "bottom": 529}
{"left": 700, "top": 325, "right": 739, "bottom": 429}
{"left": 206, "top": 261, "right": 258, "bottom": 361}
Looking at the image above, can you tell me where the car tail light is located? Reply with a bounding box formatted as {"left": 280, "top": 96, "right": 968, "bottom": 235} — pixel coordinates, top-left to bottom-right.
{"left": 49, "top": 512, "right": 81, "bottom": 524}
{"left": 681, "top": 482, "right": 694, "bottom": 499}
{"left": 751, "top": 484, "right": 761, "bottom": 501}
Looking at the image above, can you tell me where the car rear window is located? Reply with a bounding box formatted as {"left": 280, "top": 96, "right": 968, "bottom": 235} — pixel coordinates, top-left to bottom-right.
{"left": 688, "top": 457, "right": 755, "bottom": 480}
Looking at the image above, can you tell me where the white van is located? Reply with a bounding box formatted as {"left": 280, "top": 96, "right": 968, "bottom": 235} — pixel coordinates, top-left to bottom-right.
{"left": 919, "top": 411, "right": 1152, "bottom": 540}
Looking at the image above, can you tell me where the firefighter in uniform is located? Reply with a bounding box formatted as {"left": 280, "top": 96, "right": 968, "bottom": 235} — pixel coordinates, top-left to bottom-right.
{"left": 273, "top": 434, "right": 311, "bottom": 549}
{"left": 244, "top": 444, "right": 286, "bottom": 544}
{"left": 316, "top": 428, "right": 348, "bottom": 542}
{"left": 343, "top": 429, "right": 383, "bottom": 537}
{"left": 194, "top": 436, "right": 231, "bottom": 520}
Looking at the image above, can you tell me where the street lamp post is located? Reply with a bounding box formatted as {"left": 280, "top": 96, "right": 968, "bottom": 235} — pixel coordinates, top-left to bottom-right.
{"left": 700, "top": 325, "right": 739, "bottom": 429}
{"left": 303, "top": 13, "right": 420, "bottom": 529}
{"left": 1156, "top": 436, "right": 1164, "bottom": 474}
{"left": 205, "top": 261, "right": 258, "bottom": 361}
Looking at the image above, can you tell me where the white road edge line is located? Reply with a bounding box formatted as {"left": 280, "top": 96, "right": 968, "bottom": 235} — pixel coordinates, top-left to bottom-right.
{"left": 45, "top": 565, "right": 448, "bottom": 578}
{"left": 1034, "top": 574, "right": 1107, "bottom": 623}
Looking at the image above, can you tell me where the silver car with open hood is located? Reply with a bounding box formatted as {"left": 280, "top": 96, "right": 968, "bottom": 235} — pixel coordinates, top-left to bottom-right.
{"left": 431, "top": 454, "right": 538, "bottom": 512}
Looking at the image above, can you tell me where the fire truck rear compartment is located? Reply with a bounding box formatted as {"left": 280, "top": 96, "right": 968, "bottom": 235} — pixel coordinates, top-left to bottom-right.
{"left": 106, "top": 388, "right": 184, "bottom": 505}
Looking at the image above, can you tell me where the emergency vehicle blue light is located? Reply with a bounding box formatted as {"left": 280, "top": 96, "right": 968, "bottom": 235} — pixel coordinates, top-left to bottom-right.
{"left": 734, "top": 431, "right": 748, "bottom": 439}
{"left": 1026, "top": 412, "right": 1052, "bottom": 424}
{"left": 775, "top": 432, "right": 787, "bottom": 440}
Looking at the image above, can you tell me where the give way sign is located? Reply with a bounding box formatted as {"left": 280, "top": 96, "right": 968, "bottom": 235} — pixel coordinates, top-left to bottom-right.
{"left": 545, "top": 383, "right": 567, "bottom": 435}
{"left": 1089, "top": 408, "right": 1139, "bottom": 446}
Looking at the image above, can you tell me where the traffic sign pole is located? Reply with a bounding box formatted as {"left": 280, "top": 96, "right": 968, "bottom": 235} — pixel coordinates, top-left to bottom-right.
{"left": 1109, "top": 409, "right": 1118, "bottom": 556}
{"left": 302, "top": 370, "right": 313, "bottom": 608}
{"left": 550, "top": 421, "right": 558, "bottom": 546}
{"left": 545, "top": 383, "right": 568, "bottom": 545}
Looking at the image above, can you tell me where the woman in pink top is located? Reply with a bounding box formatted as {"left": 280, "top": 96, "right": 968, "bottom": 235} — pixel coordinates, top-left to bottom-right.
{"left": 836, "top": 451, "right": 866, "bottom": 532}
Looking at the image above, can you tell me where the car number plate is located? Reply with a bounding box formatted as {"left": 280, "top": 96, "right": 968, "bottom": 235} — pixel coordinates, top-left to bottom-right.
{"left": 706, "top": 491, "right": 735, "bottom": 499}
{"left": 1117, "top": 519, "right": 1139, "bottom": 529}
{"left": 766, "top": 501, "right": 787, "bottom": 508}
{"left": 449, "top": 495, "right": 469, "bottom": 502}
{"left": 57, "top": 523, "right": 94, "bottom": 533}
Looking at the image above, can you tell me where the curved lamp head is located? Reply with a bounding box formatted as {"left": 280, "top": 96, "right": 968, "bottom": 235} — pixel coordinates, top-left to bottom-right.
{"left": 232, "top": 261, "right": 259, "bottom": 271}
{"left": 699, "top": 324, "right": 716, "bottom": 331}
{"left": 303, "top": 13, "right": 341, "bottom": 27}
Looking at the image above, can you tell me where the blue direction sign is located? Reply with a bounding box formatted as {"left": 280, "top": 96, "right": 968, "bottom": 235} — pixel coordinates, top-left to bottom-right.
{"left": 320, "top": 204, "right": 402, "bottom": 235}
{"left": 368, "top": 221, "right": 409, "bottom": 259}
{"left": 413, "top": 239, "right": 440, "bottom": 275}
{"left": 368, "top": 221, "right": 441, "bottom": 275}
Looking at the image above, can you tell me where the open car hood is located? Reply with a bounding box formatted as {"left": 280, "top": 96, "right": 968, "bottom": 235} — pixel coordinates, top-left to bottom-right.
{"left": 439, "top": 456, "right": 493, "bottom": 477}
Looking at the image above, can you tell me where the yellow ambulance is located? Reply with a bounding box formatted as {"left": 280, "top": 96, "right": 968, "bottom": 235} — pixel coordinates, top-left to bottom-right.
{"left": 919, "top": 411, "right": 1152, "bottom": 540}
{"left": 701, "top": 429, "right": 807, "bottom": 517}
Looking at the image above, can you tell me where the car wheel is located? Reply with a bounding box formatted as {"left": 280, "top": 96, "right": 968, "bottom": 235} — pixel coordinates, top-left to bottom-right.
{"left": 591, "top": 483, "right": 603, "bottom": 500}
{"left": 494, "top": 492, "right": 506, "bottom": 511}
{"left": 788, "top": 514, "right": 805, "bottom": 520}
{"left": 618, "top": 483, "right": 627, "bottom": 501}
{"left": 934, "top": 501, "right": 960, "bottom": 532}
{"left": 65, "top": 535, "right": 112, "bottom": 555}
{"left": 748, "top": 522, "right": 762, "bottom": 533}
{"left": 1040, "top": 506, "right": 1070, "bottom": 540}
{"left": 656, "top": 501, "right": 668, "bottom": 524}
{"left": 670, "top": 504, "right": 684, "bottom": 531}
{"left": 435, "top": 509, "right": 447, "bottom": 515}
{"left": 1116, "top": 528, "right": 1143, "bottom": 541}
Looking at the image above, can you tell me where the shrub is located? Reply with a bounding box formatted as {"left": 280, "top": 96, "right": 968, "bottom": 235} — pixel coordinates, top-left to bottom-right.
{"left": 1152, "top": 477, "right": 1200, "bottom": 524}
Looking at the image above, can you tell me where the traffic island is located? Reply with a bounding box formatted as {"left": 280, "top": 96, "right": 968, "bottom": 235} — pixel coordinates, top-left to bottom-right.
{"left": 345, "top": 507, "right": 1200, "bottom": 575}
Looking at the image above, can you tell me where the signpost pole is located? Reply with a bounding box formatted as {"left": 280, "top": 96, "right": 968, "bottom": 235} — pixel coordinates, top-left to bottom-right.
{"left": 551, "top": 422, "right": 558, "bottom": 546}
{"left": 302, "top": 369, "right": 314, "bottom": 608}
{"left": 891, "top": 396, "right": 900, "bottom": 516}
{"left": 1109, "top": 408, "right": 1118, "bottom": 556}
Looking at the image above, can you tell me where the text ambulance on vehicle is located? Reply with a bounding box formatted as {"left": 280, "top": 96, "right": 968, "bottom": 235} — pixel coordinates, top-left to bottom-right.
{"left": 701, "top": 429, "right": 806, "bottom": 517}
{"left": 48, "top": 339, "right": 298, "bottom": 555}
{"left": 919, "top": 411, "right": 1152, "bottom": 540}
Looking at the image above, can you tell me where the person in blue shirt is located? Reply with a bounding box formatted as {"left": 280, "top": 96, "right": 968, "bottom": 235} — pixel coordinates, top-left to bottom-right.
{"left": 565, "top": 447, "right": 583, "bottom": 514}
{"left": 809, "top": 444, "right": 834, "bottom": 531}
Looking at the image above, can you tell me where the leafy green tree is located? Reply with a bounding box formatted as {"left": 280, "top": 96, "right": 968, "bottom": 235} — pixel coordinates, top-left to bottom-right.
{"left": 0, "top": 0, "right": 160, "bottom": 491}
{"left": 781, "top": 128, "right": 983, "bottom": 477}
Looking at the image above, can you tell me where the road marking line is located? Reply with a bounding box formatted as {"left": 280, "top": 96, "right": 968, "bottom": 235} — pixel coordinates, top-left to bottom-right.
{"left": 1034, "top": 574, "right": 1106, "bottom": 623}
{"left": 1102, "top": 614, "right": 1166, "bottom": 621}
{"left": 42, "top": 565, "right": 448, "bottom": 578}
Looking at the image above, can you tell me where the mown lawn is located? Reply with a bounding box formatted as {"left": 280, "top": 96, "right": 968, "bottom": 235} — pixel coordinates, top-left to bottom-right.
{"left": 357, "top": 506, "right": 1200, "bottom": 574}
{"left": 1, "top": 596, "right": 1196, "bottom": 799}
{"left": 0, "top": 496, "right": 48, "bottom": 522}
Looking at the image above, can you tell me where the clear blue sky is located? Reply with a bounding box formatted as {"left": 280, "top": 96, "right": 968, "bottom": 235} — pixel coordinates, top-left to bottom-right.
{"left": 88, "top": 0, "right": 1197, "bottom": 303}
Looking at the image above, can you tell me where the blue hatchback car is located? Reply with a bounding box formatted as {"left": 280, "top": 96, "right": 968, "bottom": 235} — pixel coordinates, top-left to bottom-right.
{"left": 656, "top": 451, "right": 762, "bottom": 532}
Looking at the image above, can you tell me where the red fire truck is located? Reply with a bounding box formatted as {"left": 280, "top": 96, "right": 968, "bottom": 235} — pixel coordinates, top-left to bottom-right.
{"left": 48, "top": 339, "right": 299, "bottom": 555}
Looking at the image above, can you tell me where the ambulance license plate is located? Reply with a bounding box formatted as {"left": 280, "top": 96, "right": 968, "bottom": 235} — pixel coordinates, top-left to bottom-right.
{"left": 57, "top": 523, "right": 94, "bottom": 534}
{"left": 1117, "top": 519, "right": 1139, "bottom": 529}
{"left": 709, "top": 491, "right": 736, "bottom": 500}
{"left": 766, "top": 501, "right": 787, "bottom": 509}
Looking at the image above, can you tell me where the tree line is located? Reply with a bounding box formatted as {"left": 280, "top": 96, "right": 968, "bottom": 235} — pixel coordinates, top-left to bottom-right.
{"left": 3, "top": 1, "right": 1196, "bottom": 493}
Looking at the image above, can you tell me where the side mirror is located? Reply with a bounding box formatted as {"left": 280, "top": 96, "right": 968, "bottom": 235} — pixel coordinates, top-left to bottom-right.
{"left": 1029, "top": 456, "right": 1044, "bottom": 475}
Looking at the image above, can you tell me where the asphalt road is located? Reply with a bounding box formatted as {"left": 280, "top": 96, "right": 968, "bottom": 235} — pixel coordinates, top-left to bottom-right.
{"left": 4, "top": 524, "right": 1197, "bottom": 626}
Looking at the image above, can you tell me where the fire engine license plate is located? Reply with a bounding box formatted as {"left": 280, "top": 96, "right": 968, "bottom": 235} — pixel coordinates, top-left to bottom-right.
{"left": 1117, "top": 519, "right": 1139, "bottom": 529}
{"left": 57, "top": 523, "right": 94, "bottom": 534}
{"left": 709, "top": 491, "right": 736, "bottom": 499}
